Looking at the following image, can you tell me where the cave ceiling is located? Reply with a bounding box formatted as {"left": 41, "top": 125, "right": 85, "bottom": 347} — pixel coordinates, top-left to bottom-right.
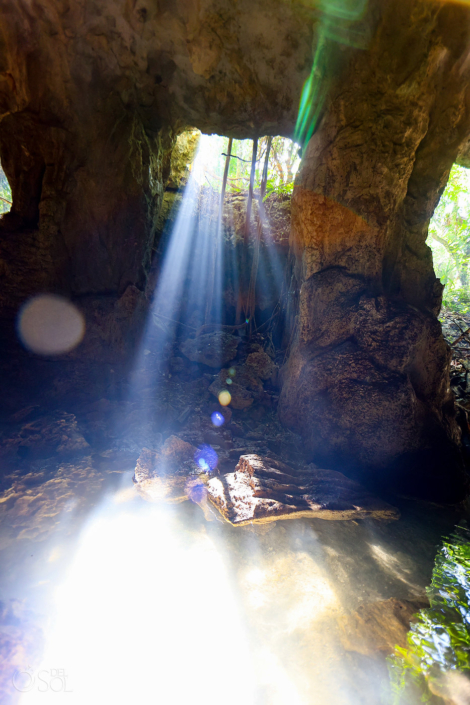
{"left": 0, "top": 0, "right": 315, "bottom": 138}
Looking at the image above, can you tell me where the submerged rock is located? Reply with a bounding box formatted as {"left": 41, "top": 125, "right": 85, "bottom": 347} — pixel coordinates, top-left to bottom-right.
{"left": 179, "top": 332, "right": 240, "bottom": 368}
{"left": 133, "top": 436, "right": 205, "bottom": 503}
{"left": 338, "top": 597, "right": 428, "bottom": 656}
{"left": 205, "top": 454, "right": 399, "bottom": 525}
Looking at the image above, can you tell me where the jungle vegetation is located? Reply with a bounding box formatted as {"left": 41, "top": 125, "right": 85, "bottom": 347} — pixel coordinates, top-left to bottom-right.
{"left": 428, "top": 165, "right": 470, "bottom": 314}
{"left": 387, "top": 525, "right": 470, "bottom": 704}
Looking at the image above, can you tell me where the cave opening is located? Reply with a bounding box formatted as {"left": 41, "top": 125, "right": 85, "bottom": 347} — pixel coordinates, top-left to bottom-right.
{"left": 0, "top": 162, "right": 12, "bottom": 215}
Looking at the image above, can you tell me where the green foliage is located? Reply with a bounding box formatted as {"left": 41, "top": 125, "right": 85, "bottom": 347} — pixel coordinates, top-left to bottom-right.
{"left": 428, "top": 165, "right": 470, "bottom": 314}
{"left": 387, "top": 525, "right": 470, "bottom": 704}
{"left": 0, "top": 165, "right": 11, "bottom": 215}
{"left": 199, "top": 135, "right": 300, "bottom": 195}
{"left": 263, "top": 178, "right": 295, "bottom": 201}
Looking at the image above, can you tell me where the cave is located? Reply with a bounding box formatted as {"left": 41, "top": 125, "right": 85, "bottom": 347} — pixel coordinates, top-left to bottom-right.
{"left": 1, "top": 1, "right": 470, "bottom": 703}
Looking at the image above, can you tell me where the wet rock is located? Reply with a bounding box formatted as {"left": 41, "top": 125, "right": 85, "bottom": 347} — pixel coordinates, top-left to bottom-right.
{"left": 179, "top": 332, "right": 240, "bottom": 368}
{"left": 0, "top": 412, "right": 89, "bottom": 460}
{"left": 206, "top": 454, "right": 399, "bottom": 526}
{"left": 228, "top": 365, "right": 264, "bottom": 392}
{"left": 245, "top": 351, "right": 278, "bottom": 381}
{"left": 133, "top": 448, "right": 188, "bottom": 503}
{"left": 338, "top": 597, "right": 428, "bottom": 656}
{"left": 133, "top": 436, "right": 204, "bottom": 503}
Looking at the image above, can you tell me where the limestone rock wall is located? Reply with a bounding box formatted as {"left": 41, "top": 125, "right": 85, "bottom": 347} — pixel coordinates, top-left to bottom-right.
{"left": 278, "top": 0, "right": 470, "bottom": 500}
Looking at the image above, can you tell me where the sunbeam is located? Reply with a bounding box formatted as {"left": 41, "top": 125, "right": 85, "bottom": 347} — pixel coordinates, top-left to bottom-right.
{"left": 17, "top": 482, "right": 257, "bottom": 705}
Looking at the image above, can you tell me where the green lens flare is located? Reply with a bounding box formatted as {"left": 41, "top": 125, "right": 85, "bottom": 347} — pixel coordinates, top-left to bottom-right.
{"left": 295, "top": 0, "right": 369, "bottom": 146}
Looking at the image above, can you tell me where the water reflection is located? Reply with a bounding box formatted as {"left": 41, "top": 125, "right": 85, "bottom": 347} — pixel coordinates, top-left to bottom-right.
{"left": 0, "top": 456, "right": 465, "bottom": 705}
{"left": 18, "top": 480, "right": 256, "bottom": 705}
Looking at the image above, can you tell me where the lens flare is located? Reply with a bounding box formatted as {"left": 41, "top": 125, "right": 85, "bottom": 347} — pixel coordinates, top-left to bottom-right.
{"left": 17, "top": 294, "right": 85, "bottom": 356}
{"left": 211, "top": 411, "right": 225, "bottom": 427}
{"left": 218, "top": 390, "right": 231, "bottom": 406}
{"left": 186, "top": 478, "right": 208, "bottom": 504}
{"left": 295, "top": 0, "right": 370, "bottom": 145}
{"left": 194, "top": 444, "right": 219, "bottom": 471}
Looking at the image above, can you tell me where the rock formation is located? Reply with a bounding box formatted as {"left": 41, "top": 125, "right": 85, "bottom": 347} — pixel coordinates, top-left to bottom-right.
{"left": 205, "top": 453, "right": 399, "bottom": 524}
{"left": 0, "top": 0, "right": 469, "bottom": 497}
{"left": 278, "top": 0, "right": 470, "bottom": 499}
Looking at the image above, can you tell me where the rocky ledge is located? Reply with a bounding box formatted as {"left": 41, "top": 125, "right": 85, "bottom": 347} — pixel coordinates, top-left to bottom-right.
{"left": 205, "top": 454, "right": 399, "bottom": 525}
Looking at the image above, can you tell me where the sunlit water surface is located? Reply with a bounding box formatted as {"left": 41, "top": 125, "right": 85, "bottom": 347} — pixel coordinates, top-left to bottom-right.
{"left": 0, "top": 462, "right": 464, "bottom": 705}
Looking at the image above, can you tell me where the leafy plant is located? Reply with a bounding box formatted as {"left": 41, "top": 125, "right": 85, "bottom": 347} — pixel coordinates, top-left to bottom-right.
{"left": 387, "top": 525, "right": 470, "bottom": 704}
{"left": 0, "top": 165, "right": 11, "bottom": 215}
{"left": 263, "top": 177, "right": 295, "bottom": 201}
{"left": 428, "top": 165, "right": 470, "bottom": 314}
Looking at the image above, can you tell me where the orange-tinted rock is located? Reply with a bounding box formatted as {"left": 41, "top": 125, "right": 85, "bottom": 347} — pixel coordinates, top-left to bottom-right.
{"left": 206, "top": 454, "right": 399, "bottom": 525}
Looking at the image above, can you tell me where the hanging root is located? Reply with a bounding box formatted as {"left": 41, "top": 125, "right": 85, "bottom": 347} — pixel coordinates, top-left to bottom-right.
{"left": 245, "top": 137, "right": 273, "bottom": 335}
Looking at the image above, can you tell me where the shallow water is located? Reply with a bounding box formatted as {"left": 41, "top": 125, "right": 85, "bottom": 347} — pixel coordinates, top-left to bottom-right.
{"left": 0, "top": 449, "right": 465, "bottom": 705}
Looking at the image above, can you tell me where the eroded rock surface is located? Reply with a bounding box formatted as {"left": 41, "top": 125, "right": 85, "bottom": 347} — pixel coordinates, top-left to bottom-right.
{"left": 206, "top": 454, "right": 399, "bottom": 525}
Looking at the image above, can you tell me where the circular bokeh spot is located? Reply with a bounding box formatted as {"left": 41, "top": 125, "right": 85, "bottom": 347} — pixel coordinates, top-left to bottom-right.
{"left": 211, "top": 411, "right": 225, "bottom": 427}
{"left": 18, "top": 294, "right": 85, "bottom": 355}
{"left": 194, "top": 444, "right": 219, "bottom": 472}
{"left": 218, "top": 390, "right": 231, "bottom": 406}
